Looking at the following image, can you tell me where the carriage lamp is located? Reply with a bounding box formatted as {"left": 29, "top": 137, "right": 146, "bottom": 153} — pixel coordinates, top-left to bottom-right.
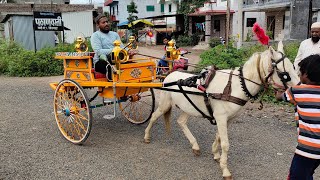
{"left": 166, "top": 40, "right": 181, "bottom": 71}
{"left": 75, "top": 37, "right": 88, "bottom": 52}
{"left": 112, "top": 40, "right": 129, "bottom": 75}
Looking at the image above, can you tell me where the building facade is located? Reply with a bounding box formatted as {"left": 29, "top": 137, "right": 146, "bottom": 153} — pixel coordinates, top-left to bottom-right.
{"left": 104, "top": 0, "right": 163, "bottom": 24}
{"left": 243, "top": 0, "right": 320, "bottom": 41}
{"left": 0, "top": 4, "right": 97, "bottom": 50}
{"left": 9, "top": 0, "right": 69, "bottom": 4}
{"left": 188, "top": 0, "right": 264, "bottom": 43}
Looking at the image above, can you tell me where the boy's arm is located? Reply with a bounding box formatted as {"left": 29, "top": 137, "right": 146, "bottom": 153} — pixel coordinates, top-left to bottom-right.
{"left": 275, "top": 91, "right": 284, "bottom": 101}
{"left": 276, "top": 87, "right": 295, "bottom": 104}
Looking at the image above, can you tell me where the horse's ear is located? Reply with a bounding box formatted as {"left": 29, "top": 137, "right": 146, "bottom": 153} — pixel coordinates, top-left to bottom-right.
{"left": 277, "top": 41, "right": 284, "bottom": 53}
{"left": 269, "top": 46, "right": 275, "bottom": 56}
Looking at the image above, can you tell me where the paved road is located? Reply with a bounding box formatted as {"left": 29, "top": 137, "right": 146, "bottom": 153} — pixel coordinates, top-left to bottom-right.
{"left": 1, "top": 75, "right": 319, "bottom": 180}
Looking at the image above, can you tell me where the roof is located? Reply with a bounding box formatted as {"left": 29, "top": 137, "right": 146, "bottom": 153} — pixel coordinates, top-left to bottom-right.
{"left": 188, "top": 10, "right": 235, "bottom": 16}
{"left": 143, "top": 14, "right": 183, "bottom": 19}
{"left": 104, "top": 0, "right": 118, "bottom": 6}
{"left": 1, "top": 13, "right": 33, "bottom": 23}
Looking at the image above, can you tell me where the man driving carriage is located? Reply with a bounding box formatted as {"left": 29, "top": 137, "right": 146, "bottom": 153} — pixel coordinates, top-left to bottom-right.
{"left": 91, "top": 14, "right": 135, "bottom": 80}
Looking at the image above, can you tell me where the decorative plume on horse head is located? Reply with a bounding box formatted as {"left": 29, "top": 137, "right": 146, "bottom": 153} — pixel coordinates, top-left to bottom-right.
{"left": 253, "top": 22, "right": 270, "bottom": 46}
{"left": 144, "top": 23, "right": 300, "bottom": 179}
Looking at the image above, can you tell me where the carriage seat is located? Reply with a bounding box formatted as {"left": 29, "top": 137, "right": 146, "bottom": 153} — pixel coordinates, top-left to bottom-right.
{"left": 91, "top": 68, "right": 107, "bottom": 79}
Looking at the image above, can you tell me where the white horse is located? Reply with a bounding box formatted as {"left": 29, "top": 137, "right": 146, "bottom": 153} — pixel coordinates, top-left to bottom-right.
{"left": 144, "top": 42, "right": 300, "bottom": 179}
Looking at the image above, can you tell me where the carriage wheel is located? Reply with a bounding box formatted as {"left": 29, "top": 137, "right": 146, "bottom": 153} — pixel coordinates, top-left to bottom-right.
{"left": 119, "top": 88, "right": 155, "bottom": 124}
{"left": 53, "top": 79, "right": 92, "bottom": 144}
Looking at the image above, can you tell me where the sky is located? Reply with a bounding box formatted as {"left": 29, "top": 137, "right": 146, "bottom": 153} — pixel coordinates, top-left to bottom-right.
{"left": 70, "top": 0, "right": 104, "bottom": 4}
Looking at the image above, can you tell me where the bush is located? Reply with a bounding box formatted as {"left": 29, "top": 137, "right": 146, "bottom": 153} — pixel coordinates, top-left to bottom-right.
{"left": 176, "top": 33, "right": 200, "bottom": 47}
{"left": 0, "top": 39, "right": 85, "bottom": 77}
{"left": 199, "top": 44, "right": 246, "bottom": 70}
{"left": 283, "top": 42, "right": 299, "bottom": 62}
{"left": 209, "top": 37, "right": 221, "bottom": 48}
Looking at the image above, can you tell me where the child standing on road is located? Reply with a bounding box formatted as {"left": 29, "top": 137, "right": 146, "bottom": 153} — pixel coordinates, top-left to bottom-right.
{"left": 276, "top": 54, "right": 320, "bottom": 180}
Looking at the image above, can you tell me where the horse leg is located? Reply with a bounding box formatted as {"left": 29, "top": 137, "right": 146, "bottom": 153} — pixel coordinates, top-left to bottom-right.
{"left": 212, "top": 132, "right": 221, "bottom": 162}
{"left": 216, "top": 116, "right": 232, "bottom": 179}
{"left": 144, "top": 93, "right": 172, "bottom": 143}
{"left": 177, "top": 112, "right": 200, "bottom": 156}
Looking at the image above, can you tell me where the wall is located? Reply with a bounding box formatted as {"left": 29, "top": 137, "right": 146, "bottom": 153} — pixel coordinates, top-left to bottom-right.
{"left": 290, "top": 0, "right": 309, "bottom": 40}
{"left": 109, "top": 0, "right": 163, "bottom": 24}
{"left": 243, "top": 12, "right": 265, "bottom": 41}
{"left": 265, "top": 11, "right": 285, "bottom": 41}
{"left": 12, "top": 16, "right": 54, "bottom": 50}
{"left": 0, "top": 4, "right": 94, "bottom": 13}
{"left": 13, "top": 0, "right": 66, "bottom": 3}
{"left": 62, "top": 11, "right": 94, "bottom": 43}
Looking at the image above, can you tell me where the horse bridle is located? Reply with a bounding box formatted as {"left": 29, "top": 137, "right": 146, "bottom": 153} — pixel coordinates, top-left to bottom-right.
{"left": 264, "top": 51, "right": 292, "bottom": 90}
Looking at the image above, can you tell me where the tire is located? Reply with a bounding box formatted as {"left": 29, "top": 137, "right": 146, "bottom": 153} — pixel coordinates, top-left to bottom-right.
{"left": 53, "top": 79, "right": 92, "bottom": 144}
{"left": 118, "top": 88, "right": 155, "bottom": 124}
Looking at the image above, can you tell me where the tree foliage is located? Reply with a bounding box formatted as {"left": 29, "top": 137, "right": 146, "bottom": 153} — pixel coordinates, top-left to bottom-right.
{"left": 177, "top": 0, "right": 207, "bottom": 34}
{"left": 127, "top": 0, "right": 138, "bottom": 26}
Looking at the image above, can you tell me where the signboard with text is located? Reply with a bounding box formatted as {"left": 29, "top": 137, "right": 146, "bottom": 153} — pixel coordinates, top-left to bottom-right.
{"left": 33, "top": 11, "right": 63, "bottom": 31}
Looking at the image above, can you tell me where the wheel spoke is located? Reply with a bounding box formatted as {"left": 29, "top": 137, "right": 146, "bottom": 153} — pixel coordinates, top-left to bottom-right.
{"left": 54, "top": 79, "right": 92, "bottom": 144}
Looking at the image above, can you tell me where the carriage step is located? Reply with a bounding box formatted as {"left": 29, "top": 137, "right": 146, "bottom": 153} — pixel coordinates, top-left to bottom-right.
{"left": 103, "top": 100, "right": 113, "bottom": 105}
{"left": 103, "top": 114, "right": 115, "bottom": 119}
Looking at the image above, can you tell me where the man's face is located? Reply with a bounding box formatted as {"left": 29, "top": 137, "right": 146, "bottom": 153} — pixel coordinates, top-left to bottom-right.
{"left": 311, "top": 28, "right": 320, "bottom": 43}
{"left": 98, "top": 17, "right": 110, "bottom": 33}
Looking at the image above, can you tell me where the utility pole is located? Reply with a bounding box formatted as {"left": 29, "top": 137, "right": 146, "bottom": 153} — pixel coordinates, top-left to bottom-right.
{"left": 237, "top": 0, "right": 243, "bottom": 49}
{"left": 225, "top": 0, "right": 230, "bottom": 47}
{"left": 307, "top": 0, "right": 313, "bottom": 38}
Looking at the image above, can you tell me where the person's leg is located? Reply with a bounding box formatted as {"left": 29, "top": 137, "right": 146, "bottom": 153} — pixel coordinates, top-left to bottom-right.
{"left": 94, "top": 60, "right": 107, "bottom": 74}
{"left": 288, "top": 153, "right": 320, "bottom": 180}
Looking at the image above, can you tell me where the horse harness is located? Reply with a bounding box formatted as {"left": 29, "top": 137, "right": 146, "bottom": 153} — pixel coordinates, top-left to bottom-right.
{"left": 158, "top": 51, "right": 292, "bottom": 125}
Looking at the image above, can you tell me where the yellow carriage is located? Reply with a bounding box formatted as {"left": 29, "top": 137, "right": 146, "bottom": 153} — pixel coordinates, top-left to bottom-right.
{"left": 50, "top": 37, "right": 181, "bottom": 144}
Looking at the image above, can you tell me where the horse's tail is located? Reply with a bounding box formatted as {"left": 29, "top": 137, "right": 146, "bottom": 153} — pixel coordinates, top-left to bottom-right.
{"left": 163, "top": 107, "right": 172, "bottom": 134}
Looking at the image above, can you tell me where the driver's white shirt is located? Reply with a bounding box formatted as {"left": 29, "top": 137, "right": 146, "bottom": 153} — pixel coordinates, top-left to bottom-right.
{"left": 294, "top": 38, "right": 320, "bottom": 75}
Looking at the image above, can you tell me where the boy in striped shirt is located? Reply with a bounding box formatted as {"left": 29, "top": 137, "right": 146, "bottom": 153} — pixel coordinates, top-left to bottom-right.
{"left": 276, "top": 54, "right": 320, "bottom": 179}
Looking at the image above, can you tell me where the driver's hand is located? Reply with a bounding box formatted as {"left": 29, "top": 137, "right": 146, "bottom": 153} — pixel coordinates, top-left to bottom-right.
{"left": 128, "top": 49, "right": 138, "bottom": 56}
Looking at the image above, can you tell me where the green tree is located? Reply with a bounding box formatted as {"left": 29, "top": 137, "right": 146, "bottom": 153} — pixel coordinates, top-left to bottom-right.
{"left": 104, "top": 11, "right": 117, "bottom": 31}
{"left": 177, "top": 0, "right": 207, "bottom": 34}
{"left": 127, "top": 0, "right": 138, "bottom": 38}
{"left": 127, "top": 0, "right": 138, "bottom": 26}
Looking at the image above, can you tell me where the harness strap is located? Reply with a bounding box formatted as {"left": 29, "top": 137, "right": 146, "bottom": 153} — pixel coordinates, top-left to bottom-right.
{"left": 209, "top": 93, "right": 247, "bottom": 106}
{"left": 177, "top": 81, "right": 216, "bottom": 125}
{"left": 203, "top": 66, "right": 217, "bottom": 88}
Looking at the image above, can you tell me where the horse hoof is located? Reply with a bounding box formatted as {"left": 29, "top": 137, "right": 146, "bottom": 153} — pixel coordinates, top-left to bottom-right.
{"left": 144, "top": 139, "right": 150, "bottom": 144}
{"left": 192, "top": 149, "right": 201, "bottom": 156}
{"left": 223, "top": 176, "right": 233, "bottom": 180}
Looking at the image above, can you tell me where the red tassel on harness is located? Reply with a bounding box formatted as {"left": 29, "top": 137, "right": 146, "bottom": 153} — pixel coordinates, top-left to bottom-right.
{"left": 252, "top": 22, "right": 269, "bottom": 46}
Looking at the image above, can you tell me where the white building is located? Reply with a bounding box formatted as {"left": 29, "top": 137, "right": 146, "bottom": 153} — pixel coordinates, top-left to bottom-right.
{"left": 188, "top": 0, "right": 265, "bottom": 43}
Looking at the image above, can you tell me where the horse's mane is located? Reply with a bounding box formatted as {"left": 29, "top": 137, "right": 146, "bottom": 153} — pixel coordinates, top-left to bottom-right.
{"left": 242, "top": 52, "right": 266, "bottom": 79}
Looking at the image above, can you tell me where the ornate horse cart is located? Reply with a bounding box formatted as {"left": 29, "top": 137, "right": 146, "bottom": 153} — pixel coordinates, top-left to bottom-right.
{"left": 50, "top": 36, "right": 184, "bottom": 144}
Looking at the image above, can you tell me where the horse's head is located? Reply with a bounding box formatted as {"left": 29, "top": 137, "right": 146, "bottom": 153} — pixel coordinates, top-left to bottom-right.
{"left": 260, "top": 41, "right": 299, "bottom": 90}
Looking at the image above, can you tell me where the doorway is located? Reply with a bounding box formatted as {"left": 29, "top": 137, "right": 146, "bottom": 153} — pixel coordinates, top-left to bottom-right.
{"left": 267, "top": 16, "right": 275, "bottom": 39}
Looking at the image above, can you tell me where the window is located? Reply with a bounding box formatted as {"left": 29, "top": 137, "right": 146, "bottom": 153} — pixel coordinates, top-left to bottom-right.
{"left": 214, "top": 20, "right": 220, "bottom": 31}
{"left": 146, "top": 5, "right": 155, "bottom": 12}
{"left": 161, "top": 4, "right": 164, "bottom": 13}
{"left": 169, "top": 4, "right": 172, "bottom": 13}
{"left": 246, "top": 18, "right": 256, "bottom": 27}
